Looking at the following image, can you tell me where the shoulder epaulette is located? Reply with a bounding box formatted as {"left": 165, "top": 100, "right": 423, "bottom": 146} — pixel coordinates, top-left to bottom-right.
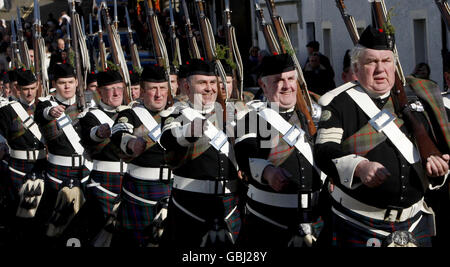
{"left": 318, "top": 82, "right": 357, "bottom": 106}
{"left": 117, "top": 105, "right": 131, "bottom": 113}
{"left": 160, "top": 101, "right": 188, "bottom": 117}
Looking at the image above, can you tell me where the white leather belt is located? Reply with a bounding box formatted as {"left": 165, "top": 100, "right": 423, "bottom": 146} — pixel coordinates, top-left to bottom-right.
{"left": 247, "top": 185, "right": 314, "bottom": 209}
{"left": 127, "top": 163, "right": 172, "bottom": 181}
{"left": 93, "top": 160, "right": 127, "bottom": 173}
{"left": 48, "top": 153, "right": 93, "bottom": 170}
{"left": 173, "top": 175, "right": 238, "bottom": 194}
{"left": 46, "top": 173, "right": 90, "bottom": 185}
{"left": 10, "top": 149, "right": 46, "bottom": 161}
{"left": 331, "top": 185, "right": 424, "bottom": 222}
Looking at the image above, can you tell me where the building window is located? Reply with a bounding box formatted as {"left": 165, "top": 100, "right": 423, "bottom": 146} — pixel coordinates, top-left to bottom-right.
{"left": 286, "top": 23, "right": 299, "bottom": 55}
{"left": 413, "top": 18, "right": 428, "bottom": 64}
{"left": 323, "top": 28, "right": 332, "bottom": 62}
{"left": 306, "top": 22, "right": 316, "bottom": 43}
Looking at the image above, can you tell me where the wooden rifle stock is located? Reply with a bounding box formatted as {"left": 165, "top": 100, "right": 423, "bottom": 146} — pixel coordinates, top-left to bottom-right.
{"left": 181, "top": 0, "right": 201, "bottom": 60}
{"left": 264, "top": 0, "right": 316, "bottom": 136}
{"left": 194, "top": 0, "right": 227, "bottom": 119}
{"left": 335, "top": 0, "right": 360, "bottom": 45}
{"left": 435, "top": 0, "right": 450, "bottom": 31}
{"left": 371, "top": 1, "right": 442, "bottom": 161}
{"left": 101, "top": 4, "right": 132, "bottom": 104}
{"left": 69, "top": 0, "right": 86, "bottom": 111}
{"left": 145, "top": 0, "right": 174, "bottom": 107}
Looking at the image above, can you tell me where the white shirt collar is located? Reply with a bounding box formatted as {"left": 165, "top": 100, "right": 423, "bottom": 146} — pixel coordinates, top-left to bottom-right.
{"left": 55, "top": 93, "right": 77, "bottom": 105}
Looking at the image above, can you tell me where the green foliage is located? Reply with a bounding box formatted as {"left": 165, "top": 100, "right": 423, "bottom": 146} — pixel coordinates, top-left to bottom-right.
{"left": 215, "top": 44, "right": 236, "bottom": 69}
{"left": 133, "top": 66, "right": 143, "bottom": 75}
{"left": 280, "top": 37, "right": 295, "bottom": 57}
{"left": 106, "top": 60, "right": 120, "bottom": 71}
{"left": 383, "top": 7, "right": 396, "bottom": 35}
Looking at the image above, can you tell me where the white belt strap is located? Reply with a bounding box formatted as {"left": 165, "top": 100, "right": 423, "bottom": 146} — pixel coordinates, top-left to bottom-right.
{"left": 331, "top": 185, "right": 423, "bottom": 222}
{"left": 10, "top": 149, "right": 46, "bottom": 161}
{"left": 48, "top": 153, "right": 93, "bottom": 170}
{"left": 50, "top": 101, "right": 85, "bottom": 155}
{"left": 132, "top": 106, "right": 162, "bottom": 142}
{"left": 173, "top": 175, "right": 238, "bottom": 195}
{"left": 122, "top": 187, "right": 157, "bottom": 205}
{"left": 90, "top": 109, "right": 115, "bottom": 127}
{"left": 93, "top": 160, "right": 127, "bottom": 173}
{"left": 127, "top": 163, "right": 172, "bottom": 181}
{"left": 256, "top": 106, "right": 314, "bottom": 166}
{"left": 86, "top": 181, "right": 119, "bottom": 198}
{"left": 346, "top": 88, "right": 420, "bottom": 164}
{"left": 180, "top": 107, "right": 238, "bottom": 169}
{"left": 10, "top": 102, "right": 45, "bottom": 144}
{"left": 46, "top": 173, "right": 90, "bottom": 185}
{"left": 246, "top": 204, "right": 288, "bottom": 230}
{"left": 247, "top": 185, "right": 300, "bottom": 209}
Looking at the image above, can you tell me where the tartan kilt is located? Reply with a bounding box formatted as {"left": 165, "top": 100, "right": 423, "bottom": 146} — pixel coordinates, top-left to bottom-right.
{"left": 119, "top": 173, "right": 172, "bottom": 243}
{"left": 86, "top": 170, "right": 123, "bottom": 217}
{"left": 331, "top": 202, "right": 433, "bottom": 247}
{"left": 45, "top": 162, "right": 91, "bottom": 193}
{"left": 8, "top": 158, "right": 46, "bottom": 201}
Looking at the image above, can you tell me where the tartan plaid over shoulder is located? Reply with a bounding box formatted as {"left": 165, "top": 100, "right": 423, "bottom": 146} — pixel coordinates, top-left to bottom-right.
{"left": 164, "top": 110, "right": 221, "bottom": 169}
{"left": 406, "top": 76, "right": 450, "bottom": 152}
{"left": 341, "top": 97, "right": 404, "bottom": 156}
{"left": 40, "top": 104, "right": 81, "bottom": 142}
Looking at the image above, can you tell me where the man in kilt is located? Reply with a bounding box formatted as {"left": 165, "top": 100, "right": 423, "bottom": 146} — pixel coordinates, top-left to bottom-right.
{"left": 110, "top": 65, "right": 172, "bottom": 247}
{"left": 34, "top": 63, "right": 92, "bottom": 245}
{"left": 79, "top": 70, "right": 129, "bottom": 246}
{"left": 0, "top": 69, "right": 48, "bottom": 245}
{"left": 234, "top": 54, "right": 323, "bottom": 248}
{"left": 315, "top": 25, "right": 449, "bottom": 247}
{"left": 159, "top": 59, "right": 241, "bottom": 247}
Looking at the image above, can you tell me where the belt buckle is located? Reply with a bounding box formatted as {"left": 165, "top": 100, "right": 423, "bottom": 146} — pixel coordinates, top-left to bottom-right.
{"left": 369, "top": 109, "right": 395, "bottom": 132}
{"left": 384, "top": 205, "right": 403, "bottom": 223}
{"left": 57, "top": 115, "right": 72, "bottom": 129}
{"left": 71, "top": 154, "right": 83, "bottom": 169}
{"left": 148, "top": 124, "right": 162, "bottom": 142}
{"left": 210, "top": 131, "right": 228, "bottom": 151}
{"left": 283, "top": 125, "right": 304, "bottom": 147}
{"left": 159, "top": 164, "right": 171, "bottom": 182}
{"left": 26, "top": 149, "right": 37, "bottom": 162}
{"left": 23, "top": 116, "right": 36, "bottom": 129}
{"left": 214, "top": 177, "right": 228, "bottom": 195}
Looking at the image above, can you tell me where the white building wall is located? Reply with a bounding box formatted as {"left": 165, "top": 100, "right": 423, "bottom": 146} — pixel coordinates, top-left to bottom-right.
{"left": 254, "top": 0, "right": 446, "bottom": 89}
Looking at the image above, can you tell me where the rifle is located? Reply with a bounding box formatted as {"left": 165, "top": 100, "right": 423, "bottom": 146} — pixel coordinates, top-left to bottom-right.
{"left": 69, "top": 0, "right": 86, "bottom": 112}
{"left": 181, "top": 0, "right": 201, "bottom": 59}
{"left": 371, "top": 0, "right": 443, "bottom": 161}
{"left": 144, "top": 0, "right": 174, "bottom": 107}
{"left": 97, "top": 7, "right": 107, "bottom": 72}
{"left": 88, "top": 14, "right": 96, "bottom": 71}
{"left": 100, "top": 1, "right": 132, "bottom": 104}
{"left": 258, "top": 0, "right": 317, "bottom": 136}
{"left": 16, "top": 8, "right": 32, "bottom": 69}
{"left": 125, "top": 6, "right": 142, "bottom": 72}
{"left": 223, "top": 0, "right": 244, "bottom": 100}
{"left": 10, "top": 18, "right": 19, "bottom": 69}
{"left": 335, "top": 0, "right": 360, "bottom": 45}
{"left": 435, "top": 0, "right": 450, "bottom": 31}
{"left": 113, "top": 0, "right": 119, "bottom": 30}
{"left": 33, "top": 0, "right": 43, "bottom": 98}
{"left": 193, "top": 0, "right": 229, "bottom": 127}
{"left": 169, "top": 0, "right": 182, "bottom": 69}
